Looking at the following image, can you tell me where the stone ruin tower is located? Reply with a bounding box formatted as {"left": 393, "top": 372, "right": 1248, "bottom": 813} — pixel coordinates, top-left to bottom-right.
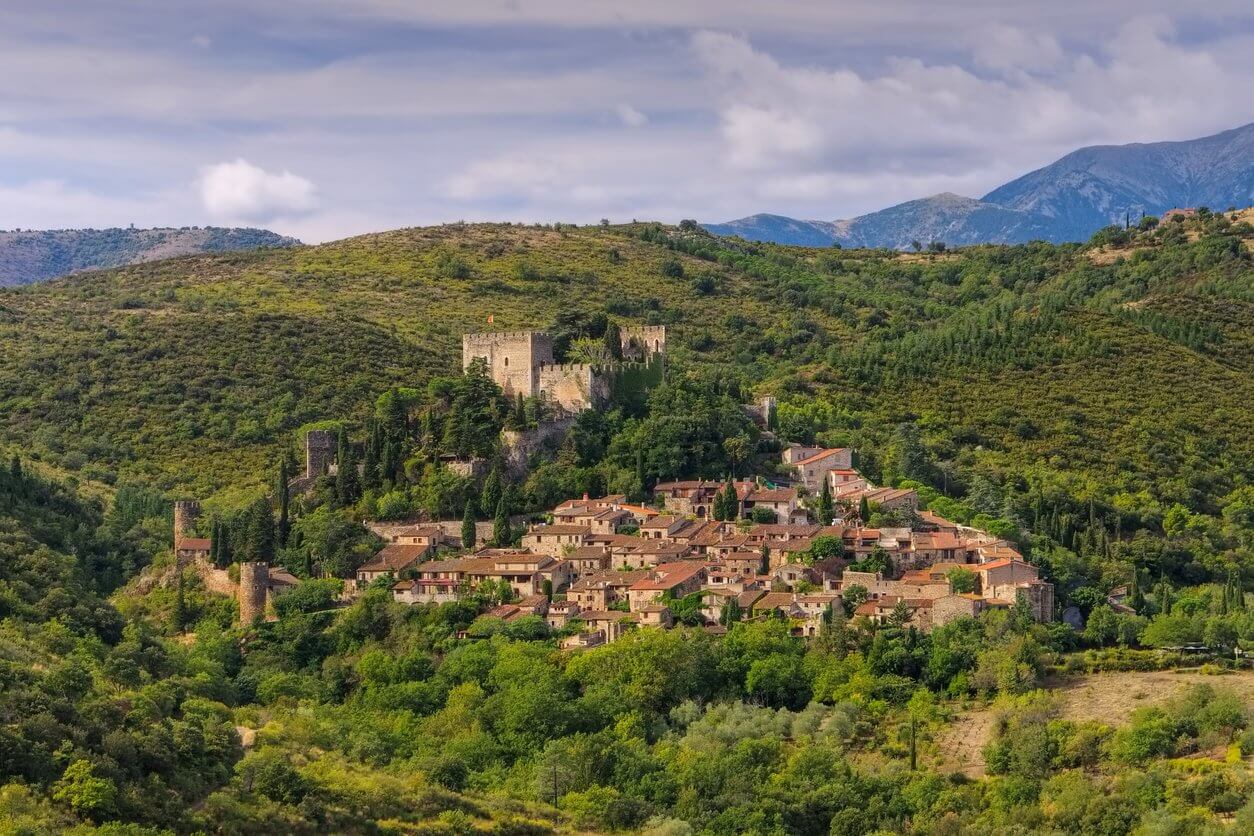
{"left": 305, "top": 429, "right": 336, "bottom": 479}
{"left": 173, "top": 499, "right": 200, "bottom": 545}
{"left": 239, "top": 562, "right": 269, "bottom": 625}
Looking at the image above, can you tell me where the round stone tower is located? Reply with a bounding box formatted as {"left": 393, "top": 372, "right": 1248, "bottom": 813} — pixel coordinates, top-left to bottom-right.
{"left": 173, "top": 499, "right": 201, "bottom": 545}
{"left": 239, "top": 562, "right": 269, "bottom": 625}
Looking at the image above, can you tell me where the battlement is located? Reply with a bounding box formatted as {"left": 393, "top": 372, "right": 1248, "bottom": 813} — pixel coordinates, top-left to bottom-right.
{"left": 462, "top": 325, "right": 664, "bottom": 412}
{"left": 463, "top": 329, "right": 549, "bottom": 343}
{"left": 621, "top": 325, "right": 666, "bottom": 359}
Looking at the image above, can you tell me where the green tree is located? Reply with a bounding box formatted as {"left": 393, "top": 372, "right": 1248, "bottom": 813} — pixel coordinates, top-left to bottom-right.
{"left": 53, "top": 760, "right": 118, "bottom": 821}
{"left": 335, "top": 427, "right": 360, "bottom": 505}
{"left": 1083, "top": 604, "right": 1118, "bottom": 646}
{"left": 603, "top": 320, "right": 623, "bottom": 361}
{"left": 482, "top": 463, "right": 503, "bottom": 517}
{"left": 493, "top": 490, "right": 514, "bottom": 547}
{"left": 947, "top": 567, "right": 976, "bottom": 594}
{"left": 171, "top": 568, "right": 188, "bottom": 632}
{"left": 816, "top": 478, "right": 833, "bottom": 525}
{"left": 277, "top": 457, "right": 291, "bottom": 547}
{"left": 859, "top": 495, "right": 871, "bottom": 523}
{"left": 241, "top": 496, "right": 275, "bottom": 562}
{"left": 462, "top": 498, "right": 477, "bottom": 549}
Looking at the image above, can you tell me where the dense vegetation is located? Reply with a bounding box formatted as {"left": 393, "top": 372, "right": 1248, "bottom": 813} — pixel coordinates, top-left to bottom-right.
{"left": 0, "top": 211, "right": 1251, "bottom": 833}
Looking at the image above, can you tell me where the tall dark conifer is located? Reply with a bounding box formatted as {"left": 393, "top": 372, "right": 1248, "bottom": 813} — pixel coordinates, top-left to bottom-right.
{"left": 277, "top": 459, "right": 291, "bottom": 547}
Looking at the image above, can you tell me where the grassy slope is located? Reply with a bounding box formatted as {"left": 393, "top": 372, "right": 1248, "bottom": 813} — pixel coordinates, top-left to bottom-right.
{"left": 0, "top": 221, "right": 1250, "bottom": 511}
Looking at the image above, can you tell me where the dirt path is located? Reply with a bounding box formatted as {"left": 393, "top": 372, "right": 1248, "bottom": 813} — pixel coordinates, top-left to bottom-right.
{"left": 937, "top": 708, "right": 996, "bottom": 777}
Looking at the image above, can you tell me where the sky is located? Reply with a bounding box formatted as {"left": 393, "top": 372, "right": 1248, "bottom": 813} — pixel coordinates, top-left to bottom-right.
{"left": 2, "top": 1, "right": 1253, "bottom": 242}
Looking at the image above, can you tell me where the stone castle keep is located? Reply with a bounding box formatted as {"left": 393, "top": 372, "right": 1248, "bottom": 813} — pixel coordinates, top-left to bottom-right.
{"left": 463, "top": 325, "right": 665, "bottom": 413}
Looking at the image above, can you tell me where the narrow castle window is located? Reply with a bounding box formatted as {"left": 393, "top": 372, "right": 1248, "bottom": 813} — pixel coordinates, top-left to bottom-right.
{"left": 504, "top": 357, "right": 508, "bottom": 367}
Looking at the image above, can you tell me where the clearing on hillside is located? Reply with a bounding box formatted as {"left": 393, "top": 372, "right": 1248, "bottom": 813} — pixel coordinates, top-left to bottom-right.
{"left": 936, "top": 668, "right": 1254, "bottom": 777}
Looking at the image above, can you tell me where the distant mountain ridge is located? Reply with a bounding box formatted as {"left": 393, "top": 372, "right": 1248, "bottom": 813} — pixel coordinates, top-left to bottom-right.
{"left": 0, "top": 226, "right": 301, "bottom": 286}
{"left": 705, "top": 122, "right": 1254, "bottom": 248}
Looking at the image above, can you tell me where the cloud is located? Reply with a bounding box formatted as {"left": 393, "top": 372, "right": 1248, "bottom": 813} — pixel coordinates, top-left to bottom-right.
{"left": 615, "top": 104, "right": 648, "bottom": 127}
{"left": 198, "top": 159, "right": 317, "bottom": 219}
{"left": 691, "top": 20, "right": 1254, "bottom": 210}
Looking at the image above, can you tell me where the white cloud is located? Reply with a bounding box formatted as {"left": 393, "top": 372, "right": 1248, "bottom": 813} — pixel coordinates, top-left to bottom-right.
{"left": 691, "top": 19, "right": 1254, "bottom": 210}
{"left": 198, "top": 159, "right": 317, "bottom": 219}
{"left": 615, "top": 104, "right": 648, "bottom": 127}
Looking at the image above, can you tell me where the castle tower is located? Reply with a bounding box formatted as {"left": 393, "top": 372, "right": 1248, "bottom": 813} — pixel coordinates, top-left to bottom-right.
{"left": 305, "top": 430, "right": 336, "bottom": 479}
{"left": 173, "top": 499, "right": 200, "bottom": 545}
{"left": 239, "top": 562, "right": 269, "bottom": 625}
{"left": 462, "top": 330, "right": 554, "bottom": 397}
{"left": 620, "top": 325, "right": 666, "bottom": 361}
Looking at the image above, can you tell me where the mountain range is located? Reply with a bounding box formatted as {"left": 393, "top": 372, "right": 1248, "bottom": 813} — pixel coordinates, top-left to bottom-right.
{"left": 0, "top": 226, "right": 300, "bottom": 287}
{"left": 705, "top": 122, "right": 1254, "bottom": 248}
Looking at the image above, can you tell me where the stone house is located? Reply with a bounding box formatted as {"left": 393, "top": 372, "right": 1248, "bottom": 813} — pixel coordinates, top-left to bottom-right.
{"left": 636, "top": 605, "right": 673, "bottom": 628}
{"left": 613, "top": 541, "right": 689, "bottom": 570}
{"left": 521, "top": 524, "right": 590, "bottom": 557}
{"left": 699, "top": 587, "right": 764, "bottom": 623}
{"left": 546, "top": 600, "right": 581, "bottom": 629}
{"left": 789, "top": 448, "right": 853, "bottom": 493}
{"left": 567, "top": 569, "right": 650, "bottom": 610}
{"left": 563, "top": 545, "right": 611, "bottom": 580}
{"left": 575, "top": 610, "right": 636, "bottom": 643}
{"left": 626, "top": 562, "right": 709, "bottom": 612}
{"left": 357, "top": 544, "right": 432, "bottom": 587}
{"left": 175, "top": 537, "right": 212, "bottom": 564}
{"left": 737, "top": 486, "right": 801, "bottom": 524}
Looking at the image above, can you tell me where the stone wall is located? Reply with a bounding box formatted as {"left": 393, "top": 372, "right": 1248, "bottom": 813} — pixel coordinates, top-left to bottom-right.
{"left": 502, "top": 415, "right": 576, "bottom": 476}
{"left": 536, "top": 362, "right": 609, "bottom": 413}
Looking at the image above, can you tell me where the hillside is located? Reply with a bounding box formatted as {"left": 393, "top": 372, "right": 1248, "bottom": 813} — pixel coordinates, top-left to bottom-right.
{"left": 706, "top": 122, "right": 1254, "bottom": 247}
{"left": 826, "top": 192, "right": 1059, "bottom": 249}
{"left": 1, "top": 217, "right": 1253, "bottom": 834}
{"left": 983, "top": 122, "right": 1254, "bottom": 239}
{"left": 0, "top": 226, "right": 301, "bottom": 287}
{"left": 0, "top": 216, "right": 1250, "bottom": 521}
{"left": 702, "top": 213, "right": 839, "bottom": 247}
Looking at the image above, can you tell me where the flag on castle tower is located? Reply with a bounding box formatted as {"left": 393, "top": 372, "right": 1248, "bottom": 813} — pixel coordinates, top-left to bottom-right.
{"left": 487, "top": 314, "right": 494, "bottom": 324}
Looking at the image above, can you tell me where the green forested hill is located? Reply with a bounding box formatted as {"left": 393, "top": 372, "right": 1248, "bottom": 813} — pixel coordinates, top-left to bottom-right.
{"left": 1, "top": 216, "right": 1253, "bottom": 833}
{"left": 0, "top": 216, "right": 1250, "bottom": 519}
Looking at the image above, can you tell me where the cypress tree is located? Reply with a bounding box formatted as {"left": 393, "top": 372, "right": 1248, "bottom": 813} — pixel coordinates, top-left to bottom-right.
{"left": 481, "top": 464, "right": 503, "bottom": 517}
{"left": 858, "top": 495, "right": 871, "bottom": 524}
{"left": 335, "top": 428, "right": 360, "bottom": 505}
{"left": 817, "top": 478, "right": 833, "bottom": 525}
{"left": 362, "top": 420, "right": 382, "bottom": 490}
{"left": 603, "top": 321, "right": 623, "bottom": 360}
{"left": 218, "top": 522, "right": 233, "bottom": 567}
{"left": 171, "top": 570, "right": 188, "bottom": 633}
{"left": 493, "top": 491, "right": 512, "bottom": 547}
{"left": 462, "top": 499, "right": 477, "bottom": 549}
{"left": 277, "top": 459, "right": 291, "bottom": 548}
{"left": 635, "top": 446, "right": 646, "bottom": 497}
{"left": 244, "top": 497, "right": 275, "bottom": 562}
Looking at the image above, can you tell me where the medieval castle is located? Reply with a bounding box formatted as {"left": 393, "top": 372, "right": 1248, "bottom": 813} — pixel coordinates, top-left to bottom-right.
{"left": 462, "top": 325, "right": 665, "bottom": 414}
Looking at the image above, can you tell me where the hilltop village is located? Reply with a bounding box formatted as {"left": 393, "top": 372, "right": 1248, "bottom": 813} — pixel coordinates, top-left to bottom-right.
{"left": 172, "top": 324, "right": 1055, "bottom": 648}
